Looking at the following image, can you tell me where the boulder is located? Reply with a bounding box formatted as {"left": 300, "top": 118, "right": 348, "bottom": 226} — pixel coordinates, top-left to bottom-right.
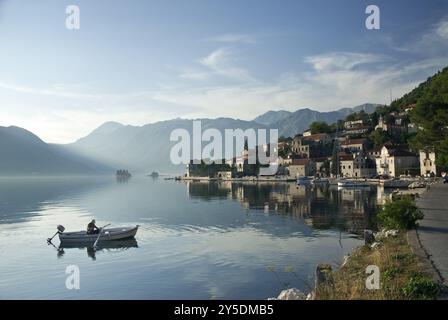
{"left": 364, "top": 229, "right": 375, "bottom": 246}
{"left": 340, "top": 255, "right": 350, "bottom": 268}
{"left": 276, "top": 288, "right": 307, "bottom": 300}
{"left": 374, "top": 229, "right": 399, "bottom": 241}
{"left": 370, "top": 242, "right": 381, "bottom": 249}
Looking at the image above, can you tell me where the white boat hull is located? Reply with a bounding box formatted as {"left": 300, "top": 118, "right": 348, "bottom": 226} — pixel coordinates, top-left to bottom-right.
{"left": 59, "top": 226, "right": 139, "bottom": 243}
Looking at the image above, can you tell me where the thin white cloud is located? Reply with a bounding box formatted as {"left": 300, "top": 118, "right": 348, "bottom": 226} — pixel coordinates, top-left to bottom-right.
{"left": 0, "top": 81, "right": 150, "bottom": 101}
{"left": 196, "top": 48, "right": 255, "bottom": 82}
{"left": 179, "top": 69, "right": 211, "bottom": 81}
{"left": 154, "top": 52, "right": 448, "bottom": 120}
{"left": 206, "top": 33, "right": 256, "bottom": 44}
{"left": 3, "top": 16, "right": 448, "bottom": 143}
{"left": 304, "top": 52, "right": 386, "bottom": 72}
{"left": 392, "top": 17, "right": 448, "bottom": 54}
{"left": 436, "top": 19, "right": 448, "bottom": 39}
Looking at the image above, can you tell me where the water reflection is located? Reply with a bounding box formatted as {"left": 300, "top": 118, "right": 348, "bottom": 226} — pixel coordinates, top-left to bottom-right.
{"left": 187, "top": 181, "right": 379, "bottom": 234}
{"left": 0, "top": 177, "right": 111, "bottom": 224}
{"left": 0, "top": 177, "right": 376, "bottom": 299}
{"left": 51, "top": 238, "right": 139, "bottom": 260}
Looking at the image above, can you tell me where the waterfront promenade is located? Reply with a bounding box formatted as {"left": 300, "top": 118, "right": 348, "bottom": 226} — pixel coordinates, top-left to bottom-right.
{"left": 415, "top": 182, "right": 448, "bottom": 289}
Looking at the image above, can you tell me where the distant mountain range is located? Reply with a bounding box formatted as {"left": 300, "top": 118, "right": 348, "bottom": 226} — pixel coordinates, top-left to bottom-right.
{"left": 67, "top": 118, "right": 270, "bottom": 174}
{"left": 0, "top": 126, "right": 110, "bottom": 176}
{"left": 254, "top": 103, "right": 379, "bottom": 137}
{"left": 0, "top": 103, "right": 380, "bottom": 176}
{"left": 67, "top": 103, "right": 380, "bottom": 174}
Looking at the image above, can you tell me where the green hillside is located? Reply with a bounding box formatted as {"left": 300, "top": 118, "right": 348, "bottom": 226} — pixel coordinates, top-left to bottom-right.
{"left": 405, "top": 67, "right": 448, "bottom": 170}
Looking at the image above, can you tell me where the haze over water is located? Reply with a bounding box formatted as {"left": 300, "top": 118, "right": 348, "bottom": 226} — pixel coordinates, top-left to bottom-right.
{"left": 0, "top": 177, "right": 380, "bottom": 299}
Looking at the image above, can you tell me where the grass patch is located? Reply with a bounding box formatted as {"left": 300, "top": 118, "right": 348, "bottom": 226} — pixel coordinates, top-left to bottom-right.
{"left": 315, "top": 232, "right": 440, "bottom": 300}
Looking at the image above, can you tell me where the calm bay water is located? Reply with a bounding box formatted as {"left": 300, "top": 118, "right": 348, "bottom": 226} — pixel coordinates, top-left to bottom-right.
{"left": 0, "top": 177, "right": 381, "bottom": 299}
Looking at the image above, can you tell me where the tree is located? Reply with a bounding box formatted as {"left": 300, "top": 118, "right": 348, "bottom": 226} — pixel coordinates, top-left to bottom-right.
{"left": 409, "top": 67, "right": 448, "bottom": 170}
{"left": 310, "top": 121, "right": 332, "bottom": 134}
{"left": 346, "top": 110, "right": 369, "bottom": 122}
{"left": 369, "top": 129, "right": 390, "bottom": 148}
{"left": 320, "top": 159, "right": 331, "bottom": 177}
{"left": 377, "top": 195, "right": 424, "bottom": 230}
{"left": 330, "top": 150, "right": 339, "bottom": 176}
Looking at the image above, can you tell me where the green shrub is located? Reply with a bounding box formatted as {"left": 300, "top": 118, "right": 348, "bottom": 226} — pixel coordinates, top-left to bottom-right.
{"left": 383, "top": 266, "right": 401, "bottom": 280}
{"left": 377, "top": 195, "right": 424, "bottom": 230}
{"left": 402, "top": 274, "right": 440, "bottom": 299}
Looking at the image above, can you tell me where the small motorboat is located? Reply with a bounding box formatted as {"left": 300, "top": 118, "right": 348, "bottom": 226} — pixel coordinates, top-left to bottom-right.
{"left": 57, "top": 225, "right": 139, "bottom": 244}
{"left": 148, "top": 171, "right": 159, "bottom": 178}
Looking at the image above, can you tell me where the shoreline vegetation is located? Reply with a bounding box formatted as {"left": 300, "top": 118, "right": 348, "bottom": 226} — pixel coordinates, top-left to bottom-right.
{"left": 314, "top": 231, "right": 439, "bottom": 299}
{"left": 312, "top": 185, "right": 441, "bottom": 300}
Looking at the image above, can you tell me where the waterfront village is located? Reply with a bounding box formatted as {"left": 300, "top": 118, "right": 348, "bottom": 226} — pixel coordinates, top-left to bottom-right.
{"left": 182, "top": 102, "right": 438, "bottom": 188}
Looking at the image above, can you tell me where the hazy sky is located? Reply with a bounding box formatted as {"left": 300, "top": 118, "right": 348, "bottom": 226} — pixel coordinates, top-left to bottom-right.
{"left": 0, "top": 0, "right": 447, "bottom": 143}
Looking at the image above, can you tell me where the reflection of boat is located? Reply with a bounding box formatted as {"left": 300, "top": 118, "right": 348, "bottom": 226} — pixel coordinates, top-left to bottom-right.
{"left": 116, "top": 169, "right": 132, "bottom": 183}
{"left": 337, "top": 181, "right": 371, "bottom": 188}
{"left": 311, "top": 177, "right": 329, "bottom": 185}
{"left": 57, "top": 238, "right": 139, "bottom": 260}
{"left": 116, "top": 170, "right": 132, "bottom": 178}
{"left": 59, "top": 226, "right": 139, "bottom": 244}
{"left": 296, "top": 177, "right": 312, "bottom": 185}
{"left": 148, "top": 171, "right": 159, "bottom": 178}
{"left": 60, "top": 238, "right": 138, "bottom": 250}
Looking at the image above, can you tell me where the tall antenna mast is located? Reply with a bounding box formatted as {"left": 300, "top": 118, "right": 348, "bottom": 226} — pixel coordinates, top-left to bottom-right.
{"left": 389, "top": 88, "right": 393, "bottom": 105}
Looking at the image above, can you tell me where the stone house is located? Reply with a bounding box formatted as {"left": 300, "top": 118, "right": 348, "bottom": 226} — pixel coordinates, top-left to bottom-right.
{"left": 339, "top": 154, "right": 355, "bottom": 178}
{"left": 419, "top": 150, "right": 437, "bottom": 176}
{"left": 375, "top": 146, "right": 419, "bottom": 177}
{"left": 292, "top": 136, "right": 312, "bottom": 158}
{"left": 289, "top": 158, "right": 314, "bottom": 177}
{"left": 353, "top": 154, "right": 376, "bottom": 178}
{"left": 292, "top": 134, "right": 331, "bottom": 159}
{"left": 344, "top": 119, "right": 364, "bottom": 129}
{"left": 340, "top": 138, "right": 367, "bottom": 153}
{"left": 313, "top": 157, "right": 329, "bottom": 177}
{"left": 302, "top": 133, "right": 331, "bottom": 144}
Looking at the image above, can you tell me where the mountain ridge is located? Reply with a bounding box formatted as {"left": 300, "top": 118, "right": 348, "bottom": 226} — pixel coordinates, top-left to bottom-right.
{"left": 0, "top": 103, "right": 382, "bottom": 176}
{"left": 0, "top": 125, "right": 111, "bottom": 176}
{"left": 254, "top": 103, "right": 379, "bottom": 137}
{"left": 68, "top": 103, "right": 380, "bottom": 173}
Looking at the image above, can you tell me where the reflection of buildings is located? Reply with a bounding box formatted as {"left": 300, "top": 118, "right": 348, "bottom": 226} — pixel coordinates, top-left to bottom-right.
{"left": 186, "top": 181, "right": 379, "bottom": 234}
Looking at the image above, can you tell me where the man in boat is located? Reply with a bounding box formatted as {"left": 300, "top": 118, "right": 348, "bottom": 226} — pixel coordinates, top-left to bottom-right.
{"left": 87, "top": 219, "right": 100, "bottom": 234}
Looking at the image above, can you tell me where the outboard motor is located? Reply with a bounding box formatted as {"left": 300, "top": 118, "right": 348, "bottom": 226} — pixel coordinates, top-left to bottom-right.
{"left": 47, "top": 225, "right": 66, "bottom": 243}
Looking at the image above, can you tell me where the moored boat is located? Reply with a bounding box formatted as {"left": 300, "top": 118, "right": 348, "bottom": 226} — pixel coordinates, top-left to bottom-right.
{"left": 58, "top": 226, "right": 139, "bottom": 243}
{"left": 148, "top": 171, "right": 159, "bottom": 178}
